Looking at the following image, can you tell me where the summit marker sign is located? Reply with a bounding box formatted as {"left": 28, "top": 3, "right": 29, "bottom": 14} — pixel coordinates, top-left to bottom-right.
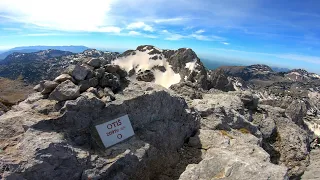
{"left": 95, "top": 115, "right": 135, "bottom": 148}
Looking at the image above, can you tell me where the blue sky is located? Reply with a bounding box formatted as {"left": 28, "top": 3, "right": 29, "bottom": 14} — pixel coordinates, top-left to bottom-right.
{"left": 1, "top": 0, "right": 320, "bottom": 73}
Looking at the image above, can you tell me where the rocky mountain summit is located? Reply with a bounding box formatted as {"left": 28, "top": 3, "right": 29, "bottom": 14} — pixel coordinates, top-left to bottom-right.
{"left": 0, "top": 45, "right": 320, "bottom": 180}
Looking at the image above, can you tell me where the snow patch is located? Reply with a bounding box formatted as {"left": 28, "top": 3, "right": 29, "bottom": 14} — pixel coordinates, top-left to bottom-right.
{"left": 289, "top": 72, "right": 301, "bottom": 76}
{"left": 185, "top": 58, "right": 198, "bottom": 72}
{"left": 113, "top": 50, "right": 181, "bottom": 88}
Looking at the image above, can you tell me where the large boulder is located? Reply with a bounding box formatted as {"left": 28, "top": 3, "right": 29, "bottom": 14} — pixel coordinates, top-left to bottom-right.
{"left": 94, "top": 67, "right": 105, "bottom": 79}
{"left": 191, "top": 92, "right": 261, "bottom": 137}
{"left": 71, "top": 64, "right": 91, "bottom": 81}
{"left": 170, "top": 82, "right": 203, "bottom": 100}
{"left": 301, "top": 149, "right": 320, "bottom": 180}
{"left": 256, "top": 105, "right": 310, "bottom": 178}
{"left": 49, "top": 80, "right": 80, "bottom": 101}
{"left": 207, "top": 69, "right": 235, "bottom": 92}
{"left": 105, "top": 64, "right": 127, "bottom": 78}
{"left": 99, "top": 73, "right": 121, "bottom": 91}
{"left": 1, "top": 81, "right": 200, "bottom": 180}
{"left": 87, "top": 58, "right": 101, "bottom": 68}
{"left": 179, "top": 129, "right": 288, "bottom": 180}
{"left": 78, "top": 77, "right": 99, "bottom": 92}
{"left": 275, "top": 117, "right": 310, "bottom": 178}
{"left": 286, "top": 100, "right": 307, "bottom": 126}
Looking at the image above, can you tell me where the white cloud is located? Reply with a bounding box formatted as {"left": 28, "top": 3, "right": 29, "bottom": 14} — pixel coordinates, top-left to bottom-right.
{"left": 162, "top": 29, "right": 225, "bottom": 41}
{"left": 222, "top": 42, "right": 230, "bottom": 45}
{"left": 125, "top": 31, "right": 157, "bottom": 38}
{"left": 154, "top": 17, "right": 186, "bottom": 23}
{"left": 161, "top": 29, "right": 185, "bottom": 40}
{"left": 212, "top": 35, "right": 226, "bottom": 41}
{"left": 127, "top": 22, "right": 154, "bottom": 32}
{"left": 195, "top": 29, "right": 205, "bottom": 34}
{"left": 128, "top": 31, "right": 141, "bottom": 36}
{"left": 190, "top": 34, "right": 210, "bottom": 41}
{"left": 166, "top": 34, "right": 185, "bottom": 41}
{"left": 0, "top": 0, "right": 116, "bottom": 32}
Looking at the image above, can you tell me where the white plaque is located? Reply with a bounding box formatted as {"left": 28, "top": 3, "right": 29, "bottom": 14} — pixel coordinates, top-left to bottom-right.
{"left": 95, "top": 115, "right": 135, "bottom": 148}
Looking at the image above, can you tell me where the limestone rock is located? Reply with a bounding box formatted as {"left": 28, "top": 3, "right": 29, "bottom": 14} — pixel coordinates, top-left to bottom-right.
{"left": 87, "top": 58, "right": 101, "bottom": 68}
{"left": 40, "top": 80, "right": 59, "bottom": 95}
{"left": 104, "top": 64, "right": 120, "bottom": 73}
{"left": 105, "top": 64, "right": 127, "bottom": 78}
{"left": 259, "top": 117, "right": 276, "bottom": 139}
{"left": 94, "top": 67, "right": 105, "bottom": 79}
{"left": 207, "top": 69, "right": 235, "bottom": 92}
{"left": 86, "top": 87, "right": 98, "bottom": 96}
{"left": 54, "top": 74, "right": 74, "bottom": 83}
{"left": 1, "top": 81, "right": 199, "bottom": 180}
{"left": 170, "top": 82, "right": 203, "bottom": 100}
{"left": 286, "top": 100, "right": 307, "bottom": 126}
{"left": 191, "top": 92, "right": 261, "bottom": 137}
{"left": 99, "top": 73, "right": 121, "bottom": 91}
{"left": 301, "top": 149, "right": 320, "bottom": 180}
{"left": 104, "top": 87, "right": 115, "bottom": 100}
{"left": 179, "top": 129, "right": 288, "bottom": 180}
{"left": 71, "top": 64, "right": 90, "bottom": 81}
{"left": 49, "top": 80, "right": 80, "bottom": 101}
{"left": 78, "top": 77, "right": 99, "bottom": 92}
{"left": 136, "top": 70, "right": 155, "bottom": 82}
{"left": 33, "top": 84, "right": 42, "bottom": 92}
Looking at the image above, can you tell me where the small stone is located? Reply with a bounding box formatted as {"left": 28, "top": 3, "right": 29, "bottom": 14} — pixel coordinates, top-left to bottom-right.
{"left": 40, "top": 81, "right": 59, "bottom": 95}
{"left": 33, "top": 84, "right": 42, "bottom": 92}
{"left": 101, "top": 96, "right": 112, "bottom": 103}
{"left": 54, "top": 74, "right": 73, "bottom": 83}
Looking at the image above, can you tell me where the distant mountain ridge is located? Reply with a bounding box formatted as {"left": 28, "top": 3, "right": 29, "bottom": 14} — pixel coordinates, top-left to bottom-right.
{"left": 0, "top": 45, "right": 89, "bottom": 60}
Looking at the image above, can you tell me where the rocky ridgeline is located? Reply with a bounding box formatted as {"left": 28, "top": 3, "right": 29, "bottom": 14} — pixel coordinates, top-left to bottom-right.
{"left": 0, "top": 45, "right": 320, "bottom": 179}
{"left": 0, "top": 49, "right": 119, "bottom": 84}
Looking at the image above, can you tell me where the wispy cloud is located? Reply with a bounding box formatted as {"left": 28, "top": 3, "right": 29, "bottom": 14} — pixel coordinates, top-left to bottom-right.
{"left": 128, "top": 31, "right": 141, "bottom": 36}
{"left": 161, "top": 30, "right": 185, "bottom": 40}
{"left": 195, "top": 29, "right": 205, "bottom": 34}
{"left": 222, "top": 42, "right": 230, "bottom": 45}
{"left": 162, "top": 29, "right": 226, "bottom": 41}
{"left": 127, "top": 22, "right": 154, "bottom": 32}
{"left": 154, "top": 17, "right": 187, "bottom": 23}
{"left": 190, "top": 34, "right": 210, "bottom": 41}
{"left": 124, "top": 31, "right": 157, "bottom": 39}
